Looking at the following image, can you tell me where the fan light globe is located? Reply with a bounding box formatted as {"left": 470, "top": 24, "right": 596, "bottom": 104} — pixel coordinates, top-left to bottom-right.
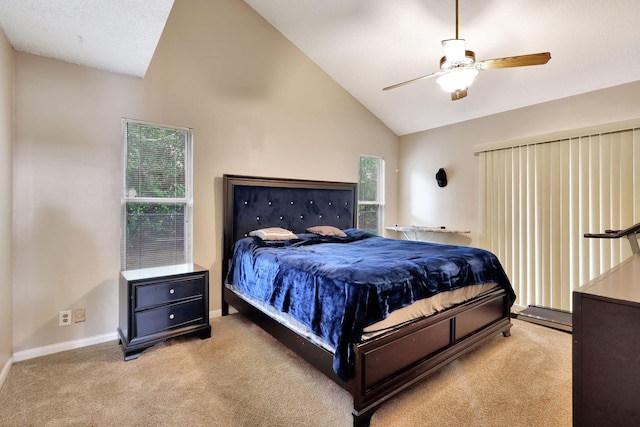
{"left": 436, "top": 68, "right": 479, "bottom": 92}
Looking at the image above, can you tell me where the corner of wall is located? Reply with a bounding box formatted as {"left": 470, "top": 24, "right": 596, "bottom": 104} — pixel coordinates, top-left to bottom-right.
{"left": 0, "top": 355, "right": 13, "bottom": 390}
{"left": 0, "top": 23, "right": 15, "bottom": 379}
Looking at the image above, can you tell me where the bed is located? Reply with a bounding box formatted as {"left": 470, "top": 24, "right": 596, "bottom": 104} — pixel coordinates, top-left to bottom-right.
{"left": 221, "top": 174, "right": 515, "bottom": 427}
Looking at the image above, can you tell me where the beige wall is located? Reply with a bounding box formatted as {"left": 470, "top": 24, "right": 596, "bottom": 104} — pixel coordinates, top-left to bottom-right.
{"left": 12, "top": 0, "right": 640, "bottom": 359}
{"left": 399, "top": 81, "right": 640, "bottom": 247}
{"left": 11, "top": 0, "right": 398, "bottom": 354}
{"left": 0, "top": 27, "right": 14, "bottom": 374}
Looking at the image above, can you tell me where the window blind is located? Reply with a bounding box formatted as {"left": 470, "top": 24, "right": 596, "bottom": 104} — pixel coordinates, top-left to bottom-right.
{"left": 478, "top": 127, "right": 640, "bottom": 311}
{"left": 121, "top": 120, "right": 193, "bottom": 270}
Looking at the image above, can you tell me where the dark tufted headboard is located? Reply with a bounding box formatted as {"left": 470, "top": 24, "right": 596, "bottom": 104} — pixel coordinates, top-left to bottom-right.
{"left": 222, "top": 174, "right": 357, "bottom": 279}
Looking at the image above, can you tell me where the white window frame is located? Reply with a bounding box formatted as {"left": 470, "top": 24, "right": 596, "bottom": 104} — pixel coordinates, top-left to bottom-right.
{"left": 121, "top": 119, "right": 193, "bottom": 270}
{"left": 357, "top": 155, "right": 385, "bottom": 235}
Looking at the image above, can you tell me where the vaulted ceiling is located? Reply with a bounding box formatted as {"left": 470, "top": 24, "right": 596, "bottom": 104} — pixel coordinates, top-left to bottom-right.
{"left": 1, "top": 0, "right": 639, "bottom": 136}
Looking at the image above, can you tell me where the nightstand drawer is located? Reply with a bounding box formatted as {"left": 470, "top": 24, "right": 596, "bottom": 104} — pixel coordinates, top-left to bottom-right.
{"left": 135, "top": 276, "right": 204, "bottom": 310}
{"left": 118, "top": 263, "right": 211, "bottom": 360}
{"left": 135, "top": 298, "right": 204, "bottom": 337}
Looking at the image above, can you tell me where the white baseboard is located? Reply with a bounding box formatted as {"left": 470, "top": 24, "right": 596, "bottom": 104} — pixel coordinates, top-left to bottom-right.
{"left": 13, "top": 332, "right": 118, "bottom": 362}
{"left": 13, "top": 311, "right": 226, "bottom": 363}
{"left": 0, "top": 355, "right": 13, "bottom": 389}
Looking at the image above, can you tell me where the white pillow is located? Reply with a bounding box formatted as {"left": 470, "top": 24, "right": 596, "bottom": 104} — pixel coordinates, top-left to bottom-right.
{"left": 249, "top": 227, "right": 298, "bottom": 241}
{"left": 306, "top": 225, "right": 347, "bottom": 237}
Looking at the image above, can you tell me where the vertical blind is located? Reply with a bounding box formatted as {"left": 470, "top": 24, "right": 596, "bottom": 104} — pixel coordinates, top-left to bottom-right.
{"left": 478, "top": 127, "right": 640, "bottom": 311}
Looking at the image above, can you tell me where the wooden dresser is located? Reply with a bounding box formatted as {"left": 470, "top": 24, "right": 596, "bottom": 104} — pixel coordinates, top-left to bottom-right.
{"left": 573, "top": 254, "right": 640, "bottom": 426}
{"left": 118, "top": 263, "right": 211, "bottom": 360}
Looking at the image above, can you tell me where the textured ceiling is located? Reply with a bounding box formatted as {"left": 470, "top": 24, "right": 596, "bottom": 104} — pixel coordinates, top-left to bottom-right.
{"left": 0, "top": 0, "right": 174, "bottom": 78}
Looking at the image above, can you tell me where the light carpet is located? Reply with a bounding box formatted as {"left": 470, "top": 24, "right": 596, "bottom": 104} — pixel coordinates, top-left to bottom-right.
{"left": 0, "top": 315, "right": 571, "bottom": 426}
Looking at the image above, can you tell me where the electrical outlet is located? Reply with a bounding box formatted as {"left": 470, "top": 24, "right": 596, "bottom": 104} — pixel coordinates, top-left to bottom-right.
{"left": 74, "top": 308, "right": 86, "bottom": 323}
{"left": 59, "top": 310, "right": 72, "bottom": 326}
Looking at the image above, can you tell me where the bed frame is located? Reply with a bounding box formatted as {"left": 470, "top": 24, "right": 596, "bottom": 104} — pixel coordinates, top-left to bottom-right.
{"left": 221, "top": 174, "right": 513, "bottom": 427}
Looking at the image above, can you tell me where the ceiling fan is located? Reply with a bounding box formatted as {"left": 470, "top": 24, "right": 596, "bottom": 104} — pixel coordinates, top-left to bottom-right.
{"left": 382, "top": 0, "right": 551, "bottom": 100}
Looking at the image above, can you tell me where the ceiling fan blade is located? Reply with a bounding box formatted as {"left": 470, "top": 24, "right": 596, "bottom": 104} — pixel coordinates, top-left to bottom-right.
{"left": 477, "top": 52, "right": 551, "bottom": 70}
{"left": 382, "top": 70, "right": 445, "bottom": 91}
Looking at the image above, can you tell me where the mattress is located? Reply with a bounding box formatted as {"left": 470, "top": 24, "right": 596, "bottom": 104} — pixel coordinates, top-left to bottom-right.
{"left": 226, "top": 281, "right": 498, "bottom": 351}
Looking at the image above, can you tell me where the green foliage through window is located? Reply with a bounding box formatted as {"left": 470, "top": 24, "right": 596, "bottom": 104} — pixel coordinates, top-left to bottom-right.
{"left": 358, "top": 155, "right": 384, "bottom": 235}
{"left": 125, "top": 123, "right": 187, "bottom": 199}
{"left": 121, "top": 121, "right": 193, "bottom": 270}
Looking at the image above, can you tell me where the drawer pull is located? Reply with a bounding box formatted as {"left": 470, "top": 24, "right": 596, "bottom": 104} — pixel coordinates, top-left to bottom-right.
{"left": 169, "top": 314, "right": 175, "bottom": 320}
{"left": 169, "top": 288, "right": 175, "bottom": 294}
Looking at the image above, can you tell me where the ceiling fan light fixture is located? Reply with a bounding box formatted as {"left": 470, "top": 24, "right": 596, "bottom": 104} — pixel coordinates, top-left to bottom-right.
{"left": 442, "top": 39, "right": 465, "bottom": 62}
{"left": 440, "top": 39, "right": 476, "bottom": 69}
{"left": 436, "top": 67, "right": 479, "bottom": 93}
{"left": 381, "top": 0, "right": 551, "bottom": 97}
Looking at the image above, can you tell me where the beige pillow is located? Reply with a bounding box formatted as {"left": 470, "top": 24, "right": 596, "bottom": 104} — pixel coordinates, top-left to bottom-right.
{"left": 306, "top": 225, "right": 347, "bottom": 237}
{"left": 249, "top": 227, "right": 298, "bottom": 241}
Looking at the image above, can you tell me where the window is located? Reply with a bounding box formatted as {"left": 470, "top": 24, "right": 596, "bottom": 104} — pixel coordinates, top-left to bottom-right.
{"left": 121, "top": 120, "right": 193, "bottom": 270}
{"left": 357, "top": 155, "right": 385, "bottom": 235}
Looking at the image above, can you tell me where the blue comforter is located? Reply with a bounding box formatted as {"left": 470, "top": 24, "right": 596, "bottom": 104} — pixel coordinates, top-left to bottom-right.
{"left": 225, "top": 229, "right": 515, "bottom": 380}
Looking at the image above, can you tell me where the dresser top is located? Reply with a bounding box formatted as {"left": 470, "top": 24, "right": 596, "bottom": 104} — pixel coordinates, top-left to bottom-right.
{"left": 121, "top": 263, "right": 207, "bottom": 281}
{"left": 576, "top": 254, "right": 640, "bottom": 304}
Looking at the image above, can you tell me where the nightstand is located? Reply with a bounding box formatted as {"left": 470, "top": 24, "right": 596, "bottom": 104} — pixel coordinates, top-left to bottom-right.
{"left": 118, "top": 263, "right": 211, "bottom": 360}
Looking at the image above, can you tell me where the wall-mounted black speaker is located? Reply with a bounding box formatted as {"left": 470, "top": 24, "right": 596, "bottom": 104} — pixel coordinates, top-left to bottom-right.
{"left": 436, "top": 168, "right": 447, "bottom": 187}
